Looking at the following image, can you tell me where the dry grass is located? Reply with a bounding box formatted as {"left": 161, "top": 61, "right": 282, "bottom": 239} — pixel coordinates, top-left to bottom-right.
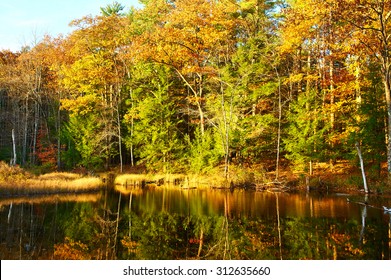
{"left": 0, "top": 161, "right": 31, "bottom": 181}
{"left": 115, "top": 172, "right": 234, "bottom": 189}
{"left": 38, "top": 172, "right": 82, "bottom": 181}
{"left": 0, "top": 162, "right": 103, "bottom": 196}
{"left": 115, "top": 174, "right": 153, "bottom": 185}
{"left": 115, "top": 173, "right": 186, "bottom": 186}
{"left": 0, "top": 177, "right": 103, "bottom": 196}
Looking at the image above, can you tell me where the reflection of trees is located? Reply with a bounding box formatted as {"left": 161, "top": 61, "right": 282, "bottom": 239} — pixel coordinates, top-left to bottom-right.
{"left": 282, "top": 216, "right": 390, "bottom": 260}
{"left": 0, "top": 202, "right": 59, "bottom": 259}
{"left": 3, "top": 195, "right": 390, "bottom": 259}
{"left": 5, "top": 189, "right": 388, "bottom": 260}
{"left": 55, "top": 190, "right": 127, "bottom": 259}
{"left": 52, "top": 203, "right": 391, "bottom": 260}
{"left": 119, "top": 210, "right": 279, "bottom": 260}
{"left": 53, "top": 192, "right": 391, "bottom": 260}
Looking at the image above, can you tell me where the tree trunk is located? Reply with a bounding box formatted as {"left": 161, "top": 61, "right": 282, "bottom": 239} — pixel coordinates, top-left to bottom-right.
{"left": 116, "top": 89, "right": 123, "bottom": 173}
{"left": 57, "top": 100, "right": 61, "bottom": 171}
{"left": 356, "top": 142, "right": 369, "bottom": 194}
{"left": 175, "top": 69, "right": 205, "bottom": 136}
{"left": 220, "top": 81, "right": 229, "bottom": 179}
{"left": 384, "top": 76, "right": 391, "bottom": 175}
{"left": 22, "top": 98, "right": 28, "bottom": 166}
{"left": 11, "top": 129, "right": 17, "bottom": 166}
{"left": 32, "top": 101, "right": 39, "bottom": 165}
{"left": 129, "top": 88, "right": 134, "bottom": 167}
{"left": 275, "top": 68, "right": 282, "bottom": 180}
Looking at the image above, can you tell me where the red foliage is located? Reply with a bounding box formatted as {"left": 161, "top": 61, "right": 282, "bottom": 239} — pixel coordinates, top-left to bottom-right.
{"left": 36, "top": 128, "right": 57, "bottom": 167}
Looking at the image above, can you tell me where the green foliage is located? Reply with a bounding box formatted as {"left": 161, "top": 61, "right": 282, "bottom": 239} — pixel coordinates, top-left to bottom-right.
{"left": 124, "top": 66, "right": 185, "bottom": 173}
{"left": 100, "top": 1, "right": 125, "bottom": 16}
{"left": 356, "top": 65, "right": 387, "bottom": 166}
{"left": 185, "top": 128, "right": 222, "bottom": 174}
{"left": 61, "top": 203, "right": 98, "bottom": 243}
{"left": 0, "top": 147, "right": 12, "bottom": 163}
{"left": 65, "top": 114, "right": 106, "bottom": 169}
{"left": 284, "top": 90, "right": 329, "bottom": 171}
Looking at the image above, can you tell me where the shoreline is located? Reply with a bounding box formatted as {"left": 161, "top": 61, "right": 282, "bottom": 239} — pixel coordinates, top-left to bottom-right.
{"left": 2, "top": 160, "right": 391, "bottom": 197}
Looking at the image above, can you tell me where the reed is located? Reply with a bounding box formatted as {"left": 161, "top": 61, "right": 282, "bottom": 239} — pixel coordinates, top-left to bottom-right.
{"left": 114, "top": 173, "right": 187, "bottom": 187}
{"left": 0, "top": 162, "right": 103, "bottom": 196}
{"left": 0, "top": 177, "right": 103, "bottom": 196}
{"left": 114, "top": 174, "right": 153, "bottom": 185}
{"left": 38, "top": 172, "right": 82, "bottom": 181}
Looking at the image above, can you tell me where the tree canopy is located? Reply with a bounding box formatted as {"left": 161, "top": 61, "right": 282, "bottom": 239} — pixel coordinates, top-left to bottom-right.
{"left": 0, "top": 0, "right": 390, "bottom": 187}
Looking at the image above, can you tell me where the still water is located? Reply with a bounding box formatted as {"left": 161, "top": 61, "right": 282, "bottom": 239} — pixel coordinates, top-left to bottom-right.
{"left": 1, "top": 186, "right": 390, "bottom": 260}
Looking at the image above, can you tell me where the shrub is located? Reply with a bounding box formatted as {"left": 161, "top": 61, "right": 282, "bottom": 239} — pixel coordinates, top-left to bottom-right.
{"left": 0, "top": 161, "right": 30, "bottom": 181}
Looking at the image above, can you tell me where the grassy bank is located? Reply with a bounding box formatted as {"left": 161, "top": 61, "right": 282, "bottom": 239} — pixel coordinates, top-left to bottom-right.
{"left": 2, "top": 160, "right": 390, "bottom": 197}
{"left": 114, "top": 164, "right": 267, "bottom": 192}
{"left": 0, "top": 162, "right": 103, "bottom": 197}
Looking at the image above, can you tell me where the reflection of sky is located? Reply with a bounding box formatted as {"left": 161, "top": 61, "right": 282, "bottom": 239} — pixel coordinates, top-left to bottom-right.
{"left": 0, "top": 0, "right": 141, "bottom": 51}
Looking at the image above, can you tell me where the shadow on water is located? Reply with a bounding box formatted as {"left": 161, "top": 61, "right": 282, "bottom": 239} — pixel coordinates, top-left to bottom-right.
{"left": 1, "top": 186, "right": 390, "bottom": 260}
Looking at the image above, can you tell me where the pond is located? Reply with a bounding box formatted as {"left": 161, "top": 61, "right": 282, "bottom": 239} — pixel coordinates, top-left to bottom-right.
{"left": 1, "top": 186, "right": 390, "bottom": 260}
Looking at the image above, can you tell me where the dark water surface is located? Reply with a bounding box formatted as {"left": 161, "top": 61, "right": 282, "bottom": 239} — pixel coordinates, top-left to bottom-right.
{"left": 1, "top": 187, "right": 390, "bottom": 260}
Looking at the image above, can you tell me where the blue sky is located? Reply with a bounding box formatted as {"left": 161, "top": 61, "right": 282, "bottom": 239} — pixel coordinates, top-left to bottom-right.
{"left": 0, "top": 0, "right": 141, "bottom": 51}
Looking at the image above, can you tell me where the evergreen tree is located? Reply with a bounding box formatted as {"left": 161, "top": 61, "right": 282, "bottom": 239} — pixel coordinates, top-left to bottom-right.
{"left": 284, "top": 89, "right": 328, "bottom": 174}
{"left": 124, "top": 66, "right": 185, "bottom": 173}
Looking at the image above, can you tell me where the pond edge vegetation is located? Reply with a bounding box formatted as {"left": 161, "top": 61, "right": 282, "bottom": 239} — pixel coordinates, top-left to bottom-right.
{"left": 2, "top": 159, "right": 391, "bottom": 198}
{"left": 0, "top": 162, "right": 103, "bottom": 197}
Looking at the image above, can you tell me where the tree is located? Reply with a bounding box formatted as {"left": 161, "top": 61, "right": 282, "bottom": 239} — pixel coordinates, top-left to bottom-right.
{"left": 337, "top": 0, "right": 391, "bottom": 175}
{"left": 60, "top": 14, "right": 129, "bottom": 170}
{"left": 100, "top": 1, "right": 125, "bottom": 16}
{"left": 280, "top": 0, "right": 371, "bottom": 171}
{"left": 137, "top": 0, "right": 238, "bottom": 137}
{"left": 124, "top": 65, "right": 185, "bottom": 173}
{"left": 0, "top": 39, "right": 62, "bottom": 168}
{"left": 284, "top": 89, "right": 328, "bottom": 174}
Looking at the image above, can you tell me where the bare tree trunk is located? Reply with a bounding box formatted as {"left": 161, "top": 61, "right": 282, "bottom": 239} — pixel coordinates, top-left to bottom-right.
{"left": 11, "top": 129, "right": 17, "bottom": 166}
{"left": 22, "top": 98, "right": 28, "bottom": 166}
{"left": 116, "top": 91, "right": 123, "bottom": 173}
{"left": 175, "top": 69, "right": 205, "bottom": 136}
{"left": 129, "top": 88, "right": 134, "bottom": 167}
{"left": 220, "top": 81, "right": 229, "bottom": 179}
{"left": 32, "top": 101, "right": 39, "bottom": 165}
{"left": 384, "top": 77, "right": 391, "bottom": 176}
{"left": 275, "top": 68, "right": 282, "bottom": 180}
{"left": 57, "top": 100, "right": 61, "bottom": 171}
{"left": 356, "top": 142, "right": 369, "bottom": 194}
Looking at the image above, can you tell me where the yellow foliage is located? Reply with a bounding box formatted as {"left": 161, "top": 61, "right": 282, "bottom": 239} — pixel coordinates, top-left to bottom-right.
{"left": 54, "top": 238, "right": 91, "bottom": 260}
{"left": 121, "top": 236, "right": 140, "bottom": 254}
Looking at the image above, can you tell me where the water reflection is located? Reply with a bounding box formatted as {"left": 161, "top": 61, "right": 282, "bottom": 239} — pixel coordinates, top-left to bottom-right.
{"left": 0, "top": 188, "right": 390, "bottom": 260}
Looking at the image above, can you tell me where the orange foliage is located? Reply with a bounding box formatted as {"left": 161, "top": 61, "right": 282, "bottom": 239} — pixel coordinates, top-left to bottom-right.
{"left": 54, "top": 237, "right": 91, "bottom": 260}
{"left": 36, "top": 128, "right": 57, "bottom": 168}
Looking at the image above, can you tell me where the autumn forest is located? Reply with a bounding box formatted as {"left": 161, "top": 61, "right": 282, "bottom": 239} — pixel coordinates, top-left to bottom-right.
{"left": 1, "top": 0, "right": 391, "bottom": 190}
